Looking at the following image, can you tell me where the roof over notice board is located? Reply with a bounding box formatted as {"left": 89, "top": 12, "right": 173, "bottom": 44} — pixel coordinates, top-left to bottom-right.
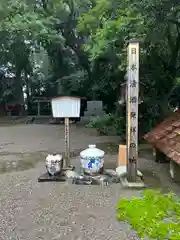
{"left": 144, "top": 110, "right": 180, "bottom": 165}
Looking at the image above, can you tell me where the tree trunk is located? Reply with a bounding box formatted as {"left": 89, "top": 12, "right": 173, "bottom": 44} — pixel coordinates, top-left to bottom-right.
{"left": 25, "top": 73, "right": 31, "bottom": 115}
{"left": 15, "top": 69, "right": 25, "bottom": 116}
{"left": 158, "top": 96, "right": 172, "bottom": 122}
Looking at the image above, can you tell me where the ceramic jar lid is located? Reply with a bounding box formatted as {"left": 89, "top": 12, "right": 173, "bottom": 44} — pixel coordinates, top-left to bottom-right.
{"left": 80, "top": 145, "right": 105, "bottom": 159}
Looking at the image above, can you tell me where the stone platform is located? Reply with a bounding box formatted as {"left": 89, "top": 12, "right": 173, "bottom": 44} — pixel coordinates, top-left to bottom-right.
{"left": 38, "top": 168, "right": 121, "bottom": 186}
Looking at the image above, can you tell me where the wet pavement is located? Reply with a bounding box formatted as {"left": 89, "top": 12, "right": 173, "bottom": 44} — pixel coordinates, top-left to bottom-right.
{"left": 0, "top": 124, "right": 179, "bottom": 239}
{"left": 0, "top": 124, "right": 179, "bottom": 193}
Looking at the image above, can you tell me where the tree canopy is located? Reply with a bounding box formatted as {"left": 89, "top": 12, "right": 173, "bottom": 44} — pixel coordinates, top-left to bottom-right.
{"left": 0, "top": 0, "right": 180, "bottom": 132}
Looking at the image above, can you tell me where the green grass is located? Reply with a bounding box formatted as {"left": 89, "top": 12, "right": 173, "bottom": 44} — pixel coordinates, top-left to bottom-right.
{"left": 116, "top": 190, "right": 180, "bottom": 239}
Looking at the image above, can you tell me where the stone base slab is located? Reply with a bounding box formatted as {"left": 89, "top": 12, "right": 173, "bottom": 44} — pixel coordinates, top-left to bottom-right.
{"left": 120, "top": 174, "right": 146, "bottom": 189}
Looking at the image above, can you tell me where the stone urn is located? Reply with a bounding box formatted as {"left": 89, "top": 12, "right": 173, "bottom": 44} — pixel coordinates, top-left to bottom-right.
{"left": 45, "top": 154, "right": 63, "bottom": 176}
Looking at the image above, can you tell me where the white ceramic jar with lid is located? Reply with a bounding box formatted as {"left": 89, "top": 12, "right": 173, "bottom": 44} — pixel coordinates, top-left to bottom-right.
{"left": 80, "top": 144, "right": 105, "bottom": 175}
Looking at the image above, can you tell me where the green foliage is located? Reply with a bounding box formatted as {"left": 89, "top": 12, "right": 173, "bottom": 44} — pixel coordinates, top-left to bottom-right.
{"left": 86, "top": 113, "right": 126, "bottom": 136}
{"left": 87, "top": 113, "right": 112, "bottom": 128}
{"left": 0, "top": 0, "right": 180, "bottom": 122}
{"left": 116, "top": 190, "right": 180, "bottom": 239}
{"left": 77, "top": 0, "right": 180, "bottom": 124}
{"left": 59, "top": 70, "right": 88, "bottom": 96}
{"left": 0, "top": 0, "right": 92, "bottom": 105}
{"left": 168, "top": 78, "right": 180, "bottom": 110}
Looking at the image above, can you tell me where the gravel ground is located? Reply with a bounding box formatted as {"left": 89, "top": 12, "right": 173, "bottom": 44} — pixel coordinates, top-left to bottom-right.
{"left": 0, "top": 124, "right": 179, "bottom": 240}
{"left": 0, "top": 124, "right": 120, "bottom": 154}
{"left": 0, "top": 124, "right": 140, "bottom": 240}
{"left": 0, "top": 165, "right": 140, "bottom": 240}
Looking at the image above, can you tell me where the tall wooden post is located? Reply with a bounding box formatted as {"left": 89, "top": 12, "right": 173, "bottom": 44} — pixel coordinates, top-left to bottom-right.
{"left": 64, "top": 117, "right": 70, "bottom": 168}
{"left": 37, "top": 101, "right": 40, "bottom": 116}
{"left": 127, "top": 39, "right": 139, "bottom": 182}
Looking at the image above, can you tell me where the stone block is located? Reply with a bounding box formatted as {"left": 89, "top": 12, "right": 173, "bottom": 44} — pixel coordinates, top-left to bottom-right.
{"left": 169, "top": 160, "right": 180, "bottom": 182}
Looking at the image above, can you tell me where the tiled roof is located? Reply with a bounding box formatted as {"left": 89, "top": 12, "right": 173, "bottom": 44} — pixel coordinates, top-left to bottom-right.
{"left": 144, "top": 110, "right": 180, "bottom": 165}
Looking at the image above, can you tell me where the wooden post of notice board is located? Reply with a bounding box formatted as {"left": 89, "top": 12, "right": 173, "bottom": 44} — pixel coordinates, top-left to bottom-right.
{"left": 64, "top": 117, "right": 70, "bottom": 168}
{"left": 51, "top": 96, "right": 81, "bottom": 169}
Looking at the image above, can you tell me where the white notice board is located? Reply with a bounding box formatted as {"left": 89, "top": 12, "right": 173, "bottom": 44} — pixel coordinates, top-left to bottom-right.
{"left": 51, "top": 96, "right": 81, "bottom": 118}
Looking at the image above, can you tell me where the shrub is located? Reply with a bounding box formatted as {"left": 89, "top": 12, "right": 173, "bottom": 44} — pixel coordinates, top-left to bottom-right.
{"left": 116, "top": 190, "right": 180, "bottom": 239}
{"left": 86, "top": 113, "right": 126, "bottom": 137}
